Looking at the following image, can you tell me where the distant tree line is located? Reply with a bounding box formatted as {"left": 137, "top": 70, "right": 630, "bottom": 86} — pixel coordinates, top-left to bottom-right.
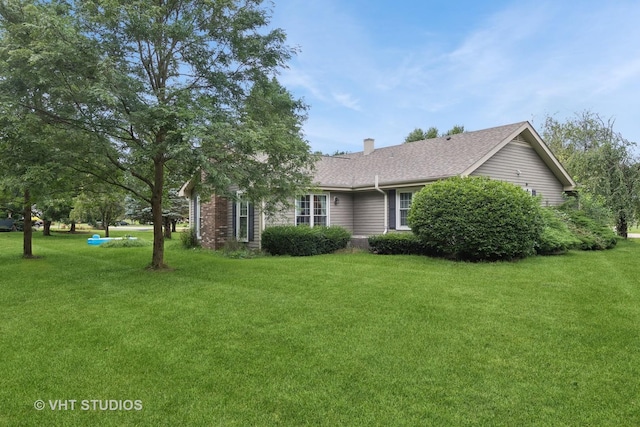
{"left": 404, "top": 125, "right": 465, "bottom": 143}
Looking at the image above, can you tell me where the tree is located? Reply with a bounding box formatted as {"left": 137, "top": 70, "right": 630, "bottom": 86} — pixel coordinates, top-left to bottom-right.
{"left": 0, "top": 2, "right": 88, "bottom": 257}
{"left": 0, "top": 0, "right": 314, "bottom": 269}
{"left": 404, "top": 128, "right": 429, "bottom": 143}
{"left": 445, "top": 125, "right": 465, "bottom": 135}
{"left": 404, "top": 125, "right": 463, "bottom": 143}
{"left": 40, "top": 197, "right": 74, "bottom": 236}
{"left": 541, "top": 111, "right": 640, "bottom": 237}
{"left": 163, "top": 189, "right": 189, "bottom": 238}
{"left": 425, "top": 127, "right": 439, "bottom": 139}
{"left": 0, "top": 109, "right": 60, "bottom": 257}
{"left": 125, "top": 195, "right": 153, "bottom": 225}
{"left": 71, "top": 191, "right": 125, "bottom": 238}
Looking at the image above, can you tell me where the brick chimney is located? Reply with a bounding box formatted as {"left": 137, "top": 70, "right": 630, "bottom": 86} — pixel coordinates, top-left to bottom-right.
{"left": 364, "top": 138, "right": 374, "bottom": 155}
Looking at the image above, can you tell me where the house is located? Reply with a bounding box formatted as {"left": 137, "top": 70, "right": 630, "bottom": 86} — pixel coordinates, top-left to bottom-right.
{"left": 181, "top": 121, "right": 576, "bottom": 250}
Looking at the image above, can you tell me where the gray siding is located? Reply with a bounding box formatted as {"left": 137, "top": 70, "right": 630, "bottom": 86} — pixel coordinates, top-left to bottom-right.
{"left": 353, "top": 191, "right": 385, "bottom": 236}
{"left": 471, "top": 141, "right": 565, "bottom": 206}
{"left": 329, "top": 192, "right": 354, "bottom": 232}
{"left": 265, "top": 206, "right": 295, "bottom": 227}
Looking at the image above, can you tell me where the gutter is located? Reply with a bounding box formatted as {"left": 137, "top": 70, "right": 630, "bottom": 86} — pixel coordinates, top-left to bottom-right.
{"left": 374, "top": 175, "right": 388, "bottom": 234}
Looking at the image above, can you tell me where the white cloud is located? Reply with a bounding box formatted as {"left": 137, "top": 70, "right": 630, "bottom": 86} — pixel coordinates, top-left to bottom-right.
{"left": 593, "top": 58, "right": 640, "bottom": 95}
{"left": 272, "top": 0, "right": 640, "bottom": 152}
{"left": 331, "top": 92, "right": 361, "bottom": 111}
{"left": 279, "top": 67, "right": 327, "bottom": 102}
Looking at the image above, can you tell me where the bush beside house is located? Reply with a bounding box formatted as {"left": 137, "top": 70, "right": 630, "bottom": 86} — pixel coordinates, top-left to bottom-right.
{"left": 368, "top": 233, "right": 431, "bottom": 255}
{"left": 262, "top": 225, "right": 351, "bottom": 256}
{"left": 368, "top": 178, "right": 618, "bottom": 260}
{"left": 407, "top": 177, "right": 543, "bottom": 261}
{"left": 535, "top": 208, "right": 582, "bottom": 255}
{"left": 560, "top": 207, "right": 617, "bottom": 250}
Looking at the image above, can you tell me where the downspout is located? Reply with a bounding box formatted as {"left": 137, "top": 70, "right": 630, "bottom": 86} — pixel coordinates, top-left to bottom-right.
{"left": 260, "top": 200, "right": 266, "bottom": 251}
{"left": 375, "top": 175, "right": 388, "bottom": 234}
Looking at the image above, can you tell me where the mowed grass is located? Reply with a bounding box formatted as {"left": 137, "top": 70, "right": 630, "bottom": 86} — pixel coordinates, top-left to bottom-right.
{"left": 1, "top": 231, "right": 639, "bottom": 426}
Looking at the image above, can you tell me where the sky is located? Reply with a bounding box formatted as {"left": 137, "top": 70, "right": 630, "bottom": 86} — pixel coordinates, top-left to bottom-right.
{"left": 269, "top": 0, "right": 640, "bottom": 154}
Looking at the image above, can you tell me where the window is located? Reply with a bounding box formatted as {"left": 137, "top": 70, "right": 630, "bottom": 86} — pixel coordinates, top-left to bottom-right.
{"left": 394, "top": 189, "right": 422, "bottom": 230}
{"left": 296, "top": 194, "right": 327, "bottom": 227}
{"left": 398, "top": 192, "right": 413, "bottom": 229}
{"left": 236, "top": 199, "right": 249, "bottom": 242}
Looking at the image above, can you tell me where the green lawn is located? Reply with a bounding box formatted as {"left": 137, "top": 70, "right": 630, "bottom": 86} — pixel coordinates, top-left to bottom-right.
{"left": 1, "top": 231, "right": 639, "bottom": 426}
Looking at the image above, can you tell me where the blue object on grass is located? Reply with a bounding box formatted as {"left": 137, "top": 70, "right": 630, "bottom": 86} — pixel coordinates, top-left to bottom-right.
{"left": 88, "top": 234, "right": 112, "bottom": 245}
{"left": 87, "top": 234, "right": 137, "bottom": 245}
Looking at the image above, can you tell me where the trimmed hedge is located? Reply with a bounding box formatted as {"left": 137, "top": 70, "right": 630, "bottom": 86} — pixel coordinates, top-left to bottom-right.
{"left": 408, "top": 176, "right": 543, "bottom": 261}
{"left": 262, "top": 225, "right": 351, "bottom": 256}
{"left": 368, "top": 233, "right": 430, "bottom": 255}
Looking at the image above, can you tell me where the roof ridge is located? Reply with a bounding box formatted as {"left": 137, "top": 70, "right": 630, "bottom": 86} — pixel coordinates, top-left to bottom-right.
{"left": 348, "top": 121, "right": 529, "bottom": 154}
{"left": 312, "top": 121, "right": 533, "bottom": 189}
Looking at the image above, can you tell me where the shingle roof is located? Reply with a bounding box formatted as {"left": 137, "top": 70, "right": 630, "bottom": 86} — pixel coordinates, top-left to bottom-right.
{"left": 314, "top": 121, "right": 529, "bottom": 189}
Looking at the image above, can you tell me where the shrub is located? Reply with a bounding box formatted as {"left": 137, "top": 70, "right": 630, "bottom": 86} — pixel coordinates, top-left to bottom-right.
{"left": 180, "top": 227, "right": 201, "bottom": 249}
{"left": 559, "top": 206, "right": 617, "bottom": 250}
{"left": 262, "top": 225, "right": 351, "bottom": 256}
{"left": 561, "top": 193, "right": 613, "bottom": 226}
{"left": 220, "top": 238, "right": 260, "bottom": 259}
{"left": 100, "top": 237, "right": 151, "bottom": 248}
{"left": 262, "top": 225, "right": 316, "bottom": 256}
{"left": 408, "top": 176, "right": 543, "bottom": 261}
{"left": 368, "top": 233, "right": 430, "bottom": 255}
{"left": 535, "top": 208, "right": 581, "bottom": 255}
{"left": 317, "top": 225, "right": 352, "bottom": 254}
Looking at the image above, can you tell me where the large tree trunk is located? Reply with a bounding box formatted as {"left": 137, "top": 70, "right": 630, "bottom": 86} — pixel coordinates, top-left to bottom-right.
{"left": 171, "top": 219, "right": 177, "bottom": 233}
{"left": 69, "top": 221, "right": 76, "bottom": 233}
{"left": 102, "top": 213, "right": 110, "bottom": 238}
{"left": 150, "top": 155, "right": 166, "bottom": 269}
{"left": 23, "top": 188, "right": 33, "bottom": 258}
{"left": 100, "top": 210, "right": 110, "bottom": 237}
{"left": 43, "top": 220, "right": 52, "bottom": 236}
{"left": 616, "top": 212, "right": 628, "bottom": 239}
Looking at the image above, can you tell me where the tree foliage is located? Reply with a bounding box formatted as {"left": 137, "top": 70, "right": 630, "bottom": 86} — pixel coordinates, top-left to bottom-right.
{"left": 0, "top": 0, "right": 314, "bottom": 269}
{"left": 0, "top": 107, "right": 62, "bottom": 256}
{"left": 541, "top": 111, "right": 640, "bottom": 237}
{"left": 404, "top": 125, "right": 464, "bottom": 143}
{"left": 71, "top": 191, "right": 125, "bottom": 238}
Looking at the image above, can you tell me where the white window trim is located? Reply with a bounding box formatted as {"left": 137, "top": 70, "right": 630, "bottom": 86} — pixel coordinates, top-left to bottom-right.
{"left": 235, "top": 191, "right": 249, "bottom": 242}
{"left": 396, "top": 188, "right": 420, "bottom": 230}
{"left": 194, "top": 195, "right": 201, "bottom": 239}
{"left": 295, "top": 193, "right": 330, "bottom": 227}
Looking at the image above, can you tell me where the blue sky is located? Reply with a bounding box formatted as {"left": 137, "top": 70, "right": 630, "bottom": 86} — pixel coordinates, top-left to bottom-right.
{"left": 270, "top": 0, "right": 640, "bottom": 154}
